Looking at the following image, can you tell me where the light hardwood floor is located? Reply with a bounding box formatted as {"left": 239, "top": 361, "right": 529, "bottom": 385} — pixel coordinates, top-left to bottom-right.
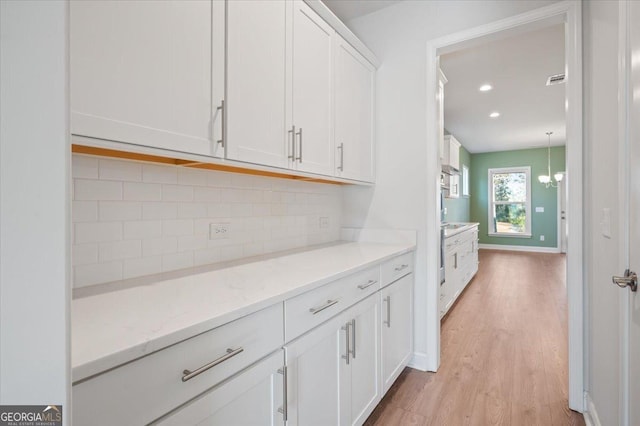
{"left": 365, "top": 250, "right": 585, "bottom": 426}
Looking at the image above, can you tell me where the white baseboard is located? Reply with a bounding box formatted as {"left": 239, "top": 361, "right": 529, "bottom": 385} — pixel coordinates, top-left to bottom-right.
{"left": 478, "top": 243, "right": 561, "bottom": 254}
{"left": 408, "top": 351, "right": 428, "bottom": 371}
{"left": 583, "top": 392, "right": 602, "bottom": 426}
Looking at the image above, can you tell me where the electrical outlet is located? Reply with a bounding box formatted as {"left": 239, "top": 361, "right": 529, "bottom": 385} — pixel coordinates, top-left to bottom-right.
{"left": 539, "top": 235, "right": 545, "bottom": 241}
{"left": 319, "top": 217, "right": 330, "bottom": 229}
{"left": 209, "top": 223, "right": 230, "bottom": 240}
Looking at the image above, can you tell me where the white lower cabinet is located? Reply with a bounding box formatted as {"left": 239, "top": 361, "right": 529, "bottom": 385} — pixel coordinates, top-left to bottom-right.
{"left": 440, "top": 226, "right": 479, "bottom": 319}
{"left": 155, "top": 350, "right": 285, "bottom": 426}
{"left": 285, "top": 293, "right": 380, "bottom": 426}
{"left": 380, "top": 274, "right": 413, "bottom": 393}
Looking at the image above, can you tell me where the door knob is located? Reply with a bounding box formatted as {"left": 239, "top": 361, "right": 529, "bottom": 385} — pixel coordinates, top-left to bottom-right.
{"left": 612, "top": 269, "right": 638, "bottom": 292}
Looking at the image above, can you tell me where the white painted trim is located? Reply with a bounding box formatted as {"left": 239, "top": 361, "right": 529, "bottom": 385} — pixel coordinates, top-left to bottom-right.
{"left": 618, "top": 2, "right": 631, "bottom": 425}
{"left": 478, "top": 244, "right": 561, "bottom": 254}
{"left": 487, "top": 166, "right": 532, "bottom": 236}
{"left": 408, "top": 351, "right": 428, "bottom": 371}
{"left": 425, "top": 0, "right": 584, "bottom": 411}
{"left": 583, "top": 392, "right": 603, "bottom": 426}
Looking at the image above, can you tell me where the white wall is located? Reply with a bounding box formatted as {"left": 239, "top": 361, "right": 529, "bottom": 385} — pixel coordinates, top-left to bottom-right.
{"left": 0, "top": 0, "right": 70, "bottom": 421}
{"left": 71, "top": 154, "right": 342, "bottom": 288}
{"left": 342, "top": 0, "right": 560, "bottom": 370}
{"left": 583, "top": 1, "right": 621, "bottom": 424}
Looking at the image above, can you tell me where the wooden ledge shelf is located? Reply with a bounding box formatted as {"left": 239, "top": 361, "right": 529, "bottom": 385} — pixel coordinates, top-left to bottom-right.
{"left": 72, "top": 144, "right": 347, "bottom": 185}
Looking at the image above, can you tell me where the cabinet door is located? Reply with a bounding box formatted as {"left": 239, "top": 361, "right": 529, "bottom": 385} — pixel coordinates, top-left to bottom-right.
{"left": 348, "top": 294, "right": 381, "bottom": 425}
{"left": 334, "top": 37, "right": 375, "bottom": 182}
{"left": 155, "top": 350, "right": 285, "bottom": 426}
{"left": 380, "top": 274, "right": 413, "bottom": 393}
{"left": 285, "top": 313, "right": 347, "bottom": 426}
{"left": 226, "top": 0, "right": 288, "bottom": 168}
{"left": 70, "top": 0, "right": 222, "bottom": 157}
{"left": 291, "top": 1, "right": 335, "bottom": 176}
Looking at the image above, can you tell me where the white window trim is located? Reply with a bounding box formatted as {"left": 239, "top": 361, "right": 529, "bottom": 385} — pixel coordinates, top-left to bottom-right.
{"left": 462, "top": 164, "right": 470, "bottom": 197}
{"left": 487, "top": 166, "right": 532, "bottom": 238}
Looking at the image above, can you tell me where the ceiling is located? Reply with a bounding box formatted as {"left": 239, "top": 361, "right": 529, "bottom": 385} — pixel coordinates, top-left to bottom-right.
{"left": 322, "top": 0, "right": 402, "bottom": 22}
{"left": 440, "top": 24, "right": 565, "bottom": 153}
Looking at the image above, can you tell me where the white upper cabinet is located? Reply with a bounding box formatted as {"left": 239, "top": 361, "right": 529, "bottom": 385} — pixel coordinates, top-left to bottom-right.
{"left": 290, "top": 1, "right": 335, "bottom": 176}
{"left": 334, "top": 37, "right": 375, "bottom": 183}
{"left": 443, "top": 135, "right": 461, "bottom": 173}
{"left": 70, "top": 0, "right": 224, "bottom": 157}
{"left": 226, "top": 0, "right": 288, "bottom": 169}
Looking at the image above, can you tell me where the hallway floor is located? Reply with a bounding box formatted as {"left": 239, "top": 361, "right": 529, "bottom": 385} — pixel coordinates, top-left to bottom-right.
{"left": 365, "top": 250, "right": 585, "bottom": 425}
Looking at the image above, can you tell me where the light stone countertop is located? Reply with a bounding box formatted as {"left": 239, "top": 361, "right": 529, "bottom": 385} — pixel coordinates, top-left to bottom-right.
{"left": 442, "top": 222, "right": 479, "bottom": 238}
{"left": 72, "top": 241, "right": 415, "bottom": 383}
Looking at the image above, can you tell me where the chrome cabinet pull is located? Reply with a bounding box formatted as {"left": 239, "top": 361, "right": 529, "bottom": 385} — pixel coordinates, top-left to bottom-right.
{"left": 357, "top": 280, "right": 377, "bottom": 290}
{"left": 216, "top": 100, "right": 225, "bottom": 148}
{"left": 342, "top": 322, "right": 350, "bottom": 364}
{"left": 454, "top": 253, "right": 458, "bottom": 269}
{"left": 337, "top": 143, "right": 344, "bottom": 171}
{"left": 295, "top": 128, "right": 303, "bottom": 162}
{"left": 277, "top": 366, "right": 288, "bottom": 421}
{"left": 182, "top": 347, "right": 243, "bottom": 382}
{"left": 394, "top": 264, "right": 409, "bottom": 272}
{"left": 351, "top": 319, "right": 356, "bottom": 359}
{"left": 309, "top": 299, "right": 338, "bottom": 315}
{"left": 288, "top": 125, "right": 296, "bottom": 160}
{"left": 384, "top": 296, "right": 391, "bottom": 328}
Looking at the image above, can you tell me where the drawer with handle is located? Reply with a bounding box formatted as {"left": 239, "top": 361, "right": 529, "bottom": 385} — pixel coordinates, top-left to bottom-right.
{"left": 73, "top": 303, "right": 284, "bottom": 426}
{"left": 381, "top": 252, "right": 414, "bottom": 287}
{"left": 284, "top": 266, "right": 380, "bottom": 342}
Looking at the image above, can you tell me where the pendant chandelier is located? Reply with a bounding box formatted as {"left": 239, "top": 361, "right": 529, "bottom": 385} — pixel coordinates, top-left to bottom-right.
{"left": 538, "top": 131, "right": 563, "bottom": 188}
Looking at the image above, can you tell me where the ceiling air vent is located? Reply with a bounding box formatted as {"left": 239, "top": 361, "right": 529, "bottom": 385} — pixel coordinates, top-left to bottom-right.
{"left": 546, "top": 73, "right": 566, "bottom": 86}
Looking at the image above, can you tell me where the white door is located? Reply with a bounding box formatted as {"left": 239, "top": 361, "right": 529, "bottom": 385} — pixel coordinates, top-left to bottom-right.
{"left": 348, "top": 294, "right": 380, "bottom": 425}
{"left": 70, "top": 0, "right": 223, "bottom": 157}
{"left": 291, "top": 1, "right": 334, "bottom": 176}
{"left": 617, "top": 2, "right": 640, "bottom": 425}
{"left": 226, "top": 0, "right": 288, "bottom": 168}
{"left": 155, "top": 350, "right": 285, "bottom": 426}
{"left": 334, "top": 37, "right": 375, "bottom": 182}
{"left": 381, "top": 275, "right": 413, "bottom": 393}
{"left": 285, "top": 313, "right": 346, "bottom": 426}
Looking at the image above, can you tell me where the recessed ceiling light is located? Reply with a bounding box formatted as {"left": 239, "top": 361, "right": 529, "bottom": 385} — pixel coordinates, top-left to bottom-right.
{"left": 489, "top": 112, "right": 500, "bottom": 118}
{"left": 479, "top": 84, "right": 493, "bottom": 92}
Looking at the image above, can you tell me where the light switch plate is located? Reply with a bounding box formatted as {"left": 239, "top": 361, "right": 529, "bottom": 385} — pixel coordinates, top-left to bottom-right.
{"left": 535, "top": 207, "right": 544, "bottom": 213}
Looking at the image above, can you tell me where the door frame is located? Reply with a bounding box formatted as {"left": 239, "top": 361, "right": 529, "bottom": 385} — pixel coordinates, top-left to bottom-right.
{"left": 557, "top": 172, "right": 567, "bottom": 253}
{"left": 424, "top": 1, "right": 584, "bottom": 412}
{"left": 617, "top": 2, "right": 631, "bottom": 424}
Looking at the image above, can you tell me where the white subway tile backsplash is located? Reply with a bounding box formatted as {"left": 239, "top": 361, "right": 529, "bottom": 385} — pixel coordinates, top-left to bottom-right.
{"left": 75, "top": 222, "right": 122, "bottom": 243}
{"left": 124, "top": 220, "right": 162, "bottom": 239}
{"left": 99, "top": 240, "right": 142, "bottom": 262}
{"left": 177, "top": 203, "right": 207, "bottom": 219}
{"left": 73, "top": 201, "right": 98, "bottom": 222}
{"left": 75, "top": 262, "right": 123, "bottom": 287}
{"left": 162, "top": 252, "right": 194, "bottom": 272}
{"left": 142, "top": 237, "right": 178, "bottom": 257}
{"left": 142, "top": 164, "right": 178, "bottom": 184}
{"left": 99, "top": 201, "right": 142, "bottom": 221}
{"left": 124, "top": 182, "right": 162, "bottom": 201}
{"left": 72, "top": 243, "right": 98, "bottom": 266}
{"left": 162, "top": 184, "right": 194, "bottom": 202}
{"left": 123, "top": 256, "right": 162, "bottom": 279}
{"left": 99, "top": 158, "right": 142, "bottom": 182}
{"left": 142, "top": 202, "right": 178, "bottom": 220}
{"left": 72, "top": 154, "right": 342, "bottom": 288}
{"left": 75, "top": 179, "right": 122, "bottom": 201}
{"left": 162, "top": 219, "right": 193, "bottom": 236}
{"left": 72, "top": 156, "right": 99, "bottom": 179}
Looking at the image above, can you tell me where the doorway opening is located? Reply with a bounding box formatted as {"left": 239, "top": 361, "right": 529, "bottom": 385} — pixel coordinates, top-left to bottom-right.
{"left": 425, "top": 1, "right": 583, "bottom": 414}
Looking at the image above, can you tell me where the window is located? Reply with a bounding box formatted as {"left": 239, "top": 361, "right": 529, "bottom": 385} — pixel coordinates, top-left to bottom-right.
{"left": 488, "top": 167, "right": 531, "bottom": 237}
{"left": 462, "top": 165, "right": 470, "bottom": 197}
